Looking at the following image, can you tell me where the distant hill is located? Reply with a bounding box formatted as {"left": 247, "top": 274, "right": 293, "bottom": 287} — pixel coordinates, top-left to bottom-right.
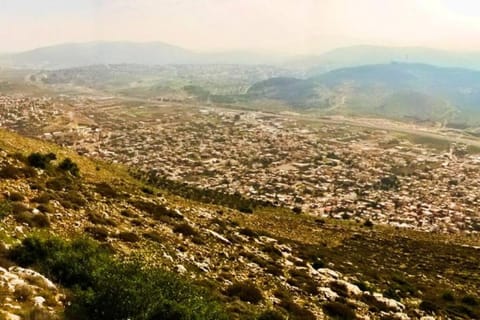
{"left": 0, "top": 41, "right": 287, "bottom": 69}
{"left": 287, "top": 46, "right": 480, "bottom": 75}
{"left": 248, "top": 63, "right": 480, "bottom": 123}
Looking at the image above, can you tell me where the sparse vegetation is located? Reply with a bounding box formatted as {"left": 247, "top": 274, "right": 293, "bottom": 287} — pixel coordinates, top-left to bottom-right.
{"left": 27, "top": 152, "right": 56, "bottom": 169}
{"left": 323, "top": 301, "right": 356, "bottom": 320}
{"left": 9, "top": 236, "right": 228, "bottom": 320}
{"left": 225, "top": 281, "right": 263, "bottom": 304}
{"left": 58, "top": 158, "right": 80, "bottom": 176}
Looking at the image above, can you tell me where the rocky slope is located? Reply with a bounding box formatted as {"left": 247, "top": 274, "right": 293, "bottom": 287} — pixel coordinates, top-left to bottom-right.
{"left": 0, "top": 129, "right": 478, "bottom": 319}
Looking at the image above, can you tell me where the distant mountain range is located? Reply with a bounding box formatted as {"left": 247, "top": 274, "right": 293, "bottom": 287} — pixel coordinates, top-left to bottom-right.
{"left": 289, "top": 46, "right": 480, "bottom": 75}
{"left": 3, "top": 42, "right": 480, "bottom": 72}
{"left": 247, "top": 63, "right": 480, "bottom": 124}
{"left": 0, "top": 41, "right": 286, "bottom": 69}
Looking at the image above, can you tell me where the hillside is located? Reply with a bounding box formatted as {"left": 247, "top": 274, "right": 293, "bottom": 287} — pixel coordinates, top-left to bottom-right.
{"left": 0, "top": 123, "right": 479, "bottom": 319}
{"left": 248, "top": 63, "right": 480, "bottom": 124}
{"left": 288, "top": 46, "right": 480, "bottom": 75}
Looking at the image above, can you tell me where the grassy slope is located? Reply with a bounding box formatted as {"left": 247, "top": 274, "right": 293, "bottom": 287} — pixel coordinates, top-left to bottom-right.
{"left": 0, "top": 128, "right": 479, "bottom": 318}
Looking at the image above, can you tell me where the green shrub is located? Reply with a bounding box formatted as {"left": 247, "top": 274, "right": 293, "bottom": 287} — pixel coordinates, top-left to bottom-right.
{"left": 67, "top": 260, "right": 228, "bottom": 320}
{"left": 117, "top": 231, "right": 140, "bottom": 243}
{"left": 58, "top": 158, "right": 80, "bottom": 176}
{"left": 8, "top": 192, "right": 25, "bottom": 202}
{"left": 0, "top": 201, "right": 13, "bottom": 218}
{"left": 15, "top": 212, "right": 51, "bottom": 230}
{"left": 85, "top": 226, "right": 110, "bottom": 241}
{"left": 121, "top": 209, "right": 136, "bottom": 218}
{"left": 141, "top": 187, "right": 154, "bottom": 195}
{"left": 287, "top": 269, "right": 318, "bottom": 295}
{"left": 32, "top": 192, "right": 52, "bottom": 204}
{"left": 322, "top": 302, "right": 356, "bottom": 320}
{"left": 65, "top": 191, "right": 86, "bottom": 205}
{"left": 363, "top": 219, "right": 374, "bottom": 228}
{"left": 312, "top": 258, "right": 325, "bottom": 270}
{"left": 88, "top": 212, "right": 117, "bottom": 226}
{"left": 37, "top": 203, "right": 55, "bottom": 214}
{"left": 442, "top": 291, "right": 455, "bottom": 302}
{"left": 461, "top": 295, "right": 478, "bottom": 306}
{"left": 173, "top": 223, "right": 198, "bottom": 237}
{"left": 9, "top": 236, "right": 109, "bottom": 289}
{"left": 225, "top": 281, "right": 263, "bottom": 304}
{"left": 95, "top": 182, "right": 119, "bottom": 198}
{"left": 419, "top": 300, "right": 439, "bottom": 313}
{"left": 239, "top": 206, "right": 253, "bottom": 214}
{"left": 278, "top": 299, "right": 316, "bottom": 320}
{"left": 143, "top": 231, "right": 164, "bottom": 243}
{"left": 0, "top": 165, "right": 25, "bottom": 179}
{"left": 239, "top": 228, "right": 258, "bottom": 237}
{"left": 11, "top": 202, "right": 29, "bottom": 214}
{"left": 27, "top": 152, "right": 56, "bottom": 169}
{"left": 8, "top": 235, "right": 228, "bottom": 320}
{"left": 46, "top": 176, "right": 75, "bottom": 191}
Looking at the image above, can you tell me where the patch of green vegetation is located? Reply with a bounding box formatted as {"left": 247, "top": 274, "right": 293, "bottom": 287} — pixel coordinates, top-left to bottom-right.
{"left": 8, "top": 235, "right": 228, "bottom": 320}
{"left": 26, "top": 152, "right": 56, "bottom": 169}
{"left": 58, "top": 158, "right": 80, "bottom": 176}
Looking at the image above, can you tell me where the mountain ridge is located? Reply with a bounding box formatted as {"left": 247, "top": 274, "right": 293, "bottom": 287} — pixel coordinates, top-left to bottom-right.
{"left": 247, "top": 62, "right": 480, "bottom": 124}
{"left": 0, "top": 41, "right": 287, "bottom": 69}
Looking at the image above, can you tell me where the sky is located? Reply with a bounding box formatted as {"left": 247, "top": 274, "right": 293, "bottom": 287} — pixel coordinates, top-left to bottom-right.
{"left": 1, "top": 0, "right": 480, "bottom": 54}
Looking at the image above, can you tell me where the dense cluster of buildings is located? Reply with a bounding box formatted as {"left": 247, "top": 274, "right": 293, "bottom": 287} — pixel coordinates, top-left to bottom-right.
{"left": 2, "top": 94, "right": 480, "bottom": 233}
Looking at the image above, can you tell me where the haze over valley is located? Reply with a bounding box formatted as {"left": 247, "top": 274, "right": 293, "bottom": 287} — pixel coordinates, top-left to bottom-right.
{"left": 1, "top": 1, "right": 480, "bottom": 319}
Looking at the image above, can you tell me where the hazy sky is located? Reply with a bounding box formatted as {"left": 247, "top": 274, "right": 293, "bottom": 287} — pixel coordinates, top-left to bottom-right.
{"left": 1, "top": 0, "right": 480, "bottom": 54}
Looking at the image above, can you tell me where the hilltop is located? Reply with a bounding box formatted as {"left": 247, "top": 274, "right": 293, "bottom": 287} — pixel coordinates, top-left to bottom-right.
{"left": 288, "top": 45, "right": 480, "bottom": 74}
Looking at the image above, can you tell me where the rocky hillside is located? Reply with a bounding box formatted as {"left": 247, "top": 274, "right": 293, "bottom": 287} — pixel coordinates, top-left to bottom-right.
{"left": 0, "top": 129, "right": 479, "bottom": 319}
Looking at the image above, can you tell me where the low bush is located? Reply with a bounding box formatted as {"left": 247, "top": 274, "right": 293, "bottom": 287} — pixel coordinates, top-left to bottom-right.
{"left": 8, "top": 192, "right": 25, "bottom": 202}
{"left": 9, "top": 236, "right": 228, "bottom": 320}
{"left": 143, "top": 231, "right": 164, "bottom": 243}
{"left": 0, "top": 201, "right": 13, "bottom": 218}
{"left": 88, "top": 212, "right": 117, "bottom": 226}
{"left": 32, "top": 192, "right": 52, "bottom": 204}
{"left": 287, "top": 269, "right": 318, "bottom": 295}
{"left": 441, "top": 291, "right": 455, "bottom": 302}
{"left": 462, "top": 295, "right": 478, "bottom": 306}
{"left": 322, "top": 301, "right": 356, "bottom": 320}
{"left": 419, "top": 300, "right": 439, "bottom": 313}
{"left": 46, "top": 176, "right": 75, "bottom": 191}
{"left": 61, "top": 191, "right": 86, "bottom": 208}
{"left": 117, "top": 231, "right": 140, "bottom": 243}
{"left": 173, "top": 223, "right": 198, "bottom": 237}
{"left": 95, "top": 182, "right": 119, "bottom": 198}
{"left": 58, "top": 158, "right": 80, "bottom": 176}
{"left": 27, "top": 152, "right": 56, "bottom": 169}
{"left": 278, "top": 299, "right": 316, "bottom": 320}
{"left": 0, "top": 165, "right": 26, "bottom": 179}
{"left": 37, "top": 203, "right": 55, "bottom": 214}
{"left": 225, "top": 281, "right": 263, "bottom": 304}
{"left": 85, "top": 226, "right": 110, "bottom": 241}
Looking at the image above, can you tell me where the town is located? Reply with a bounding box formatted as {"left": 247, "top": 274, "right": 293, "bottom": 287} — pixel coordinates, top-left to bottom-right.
{"left": 1, "top": 94, "right": 480, "bottom": 234}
